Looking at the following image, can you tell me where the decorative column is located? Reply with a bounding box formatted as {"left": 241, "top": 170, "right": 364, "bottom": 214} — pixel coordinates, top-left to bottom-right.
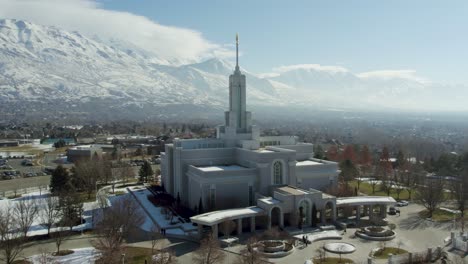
{"left": 369, "top": 205, "right": 374, "bottom": 221}
{"left": 332, "top": 205, "right": 337, "bottom": 222}
{"left": 380, "top": 205, "right": 387, "bottom": 218}
{"left": 363, "top": 205, "right": 369, "bottom": 216}
{"left": 198, "top": 224, "right": 203, "bottom": 239}
{"left": 321, "top": 209, "right": 326, "bottom": 223}
{"left": 250, "top": 217, "right": 256, "bottom": 233}
{"left": 280, "top": 211, "right": 284, "bottom": 228}
{"left": 237, "top": 218, "right": 242, "bottom": 236}
{"left": 212, "top": 224, "right": 218, "bottom": 239}
{"left": 267, "top": 215, "right": 272, "bottom": 230}
{"left": 356, "top": 206, "right": 361, "bottom": 223}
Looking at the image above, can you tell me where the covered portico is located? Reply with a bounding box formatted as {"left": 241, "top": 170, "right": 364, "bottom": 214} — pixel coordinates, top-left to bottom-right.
{"left": 190, "top": 206, "right": 265, "bottom": 239}
{"left": 336, "top": 196, "right": 396, "bottom": 224}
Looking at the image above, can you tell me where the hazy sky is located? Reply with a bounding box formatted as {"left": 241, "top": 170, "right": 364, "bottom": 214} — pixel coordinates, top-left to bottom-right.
{"left": 1, "top": 0, "right": 467, "bottom": 84}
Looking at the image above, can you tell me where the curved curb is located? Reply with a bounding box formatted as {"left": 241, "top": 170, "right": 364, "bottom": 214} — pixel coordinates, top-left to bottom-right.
{"left": 355, "top": 231, "right": 396, "bottom": 241}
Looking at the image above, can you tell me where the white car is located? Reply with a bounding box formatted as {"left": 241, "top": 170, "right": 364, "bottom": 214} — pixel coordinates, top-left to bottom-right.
{"left": 396, "top": 200, "right": 409, "bottom": 207}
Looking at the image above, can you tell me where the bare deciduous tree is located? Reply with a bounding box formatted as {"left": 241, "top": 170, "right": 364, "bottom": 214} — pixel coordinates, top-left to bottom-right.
{"left": 417, "top": 178, "right": 445, "bottom": 218}
{"left": 152, "top": 248, "right": 177, "bottom": 264}
{"left": 93, "top": 196, "right": 144, "bottom": 262}
{"left": 192, "top": 235, "right": 226, "bottom": 264}
{"left": 73, "top": 160, "right": 101, "bottom": 199}
{"left": 36, "top": 247, "right": 57, "bottom": 264}
{"left": 315, "top": 245, "right": 326, "bottom": 263}
{"left": 0, "top": 207, "right": 26, "bottom": 264}
{"left": 14, "top": 198, "right": 38, "bottom": 237}
{"left": 121, "top": 165, "right": 135, "bottom": 183}
{"left": 51, "top": 226, "right": 71, "bottom": 255}
{"left": 238, "top": 236, "right": 266, "bottom": 264}
{"left": 40, "top": 195, "right": 62, "bottom": 236}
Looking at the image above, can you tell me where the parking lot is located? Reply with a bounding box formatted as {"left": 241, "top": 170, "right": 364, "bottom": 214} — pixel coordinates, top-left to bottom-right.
{"left": 0, "top": 158, "right": 49, "bottom": 180}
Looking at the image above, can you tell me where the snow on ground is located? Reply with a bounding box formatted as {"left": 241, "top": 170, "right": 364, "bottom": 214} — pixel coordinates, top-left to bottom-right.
{"left": 440, "top": 207, "right": 461, "bottom": 214}
{"left": 0, "top": 190, "right": 99, "bottom": 236}
{"left": 294, "top": 230, "right": 342, "bottom": 243}
{"left": 128, "top": 188, "right": 187, "bottom": 235}
{"left": 28, "top": 247, "right": 100, "bottom": 264}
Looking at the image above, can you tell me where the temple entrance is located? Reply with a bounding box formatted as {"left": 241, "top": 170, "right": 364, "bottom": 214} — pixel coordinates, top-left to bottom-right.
{"left": 299, "top": 199, "right": 311, "bottom": 226}
{"left": 271, "top": 207, "right": 282, "bottom": 227}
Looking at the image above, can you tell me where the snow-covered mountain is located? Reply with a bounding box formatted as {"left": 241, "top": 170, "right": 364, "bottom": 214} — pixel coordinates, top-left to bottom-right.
{"left": 0, "top": 18, "right": 466, "bottom": 121}
{"left": 0, "top": 19, "right": 279, "bottom": 110}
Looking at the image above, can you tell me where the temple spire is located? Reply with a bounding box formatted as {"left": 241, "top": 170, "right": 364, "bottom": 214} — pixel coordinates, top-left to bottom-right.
{"left": 235, "top": 33, "right": 239, "bottom": 71}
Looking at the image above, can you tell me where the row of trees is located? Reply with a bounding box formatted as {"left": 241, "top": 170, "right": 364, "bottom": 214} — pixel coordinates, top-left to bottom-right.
{"left": 51, "top": 157, "right": 139, "bottom": 200}
{"left": 0, "top": 180, "right": 83, "bottom": 264}
{"left": 331, "top": 143, "right": 468, "bottom": 224}
{"left": 328, "top": 144, "right": 426, "bottom": 200}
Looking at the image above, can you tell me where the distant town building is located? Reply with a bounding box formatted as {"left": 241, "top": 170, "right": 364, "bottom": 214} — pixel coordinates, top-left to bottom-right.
{"left": 66, "top": 145, "right": 103, "bottom": 162}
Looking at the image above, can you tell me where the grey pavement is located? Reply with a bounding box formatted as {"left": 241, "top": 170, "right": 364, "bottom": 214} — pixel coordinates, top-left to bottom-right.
{"left": 18, "top": 203, "right": 461, "bottom": 264}
{"left": 273, "top": 203, "right": 456, "bottom": 264}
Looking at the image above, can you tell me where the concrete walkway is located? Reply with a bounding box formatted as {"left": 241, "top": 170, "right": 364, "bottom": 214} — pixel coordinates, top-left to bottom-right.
{"left": 19, "top": 203, "right": 459, "bottom": 264}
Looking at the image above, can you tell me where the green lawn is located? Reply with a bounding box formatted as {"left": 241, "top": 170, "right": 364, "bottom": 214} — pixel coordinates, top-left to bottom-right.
{"left": 313, "top": 257, "right": 355, "bottom": 264}
{"left": 418, "top": 208, "right": 464, "bottom": 222}
{"left": 373, "top": 247, "right": 408, "bottom": 259}
{"left": 77, "top": 191, "right": 96, "bottom": 203}
{"left": 125, "top": 247, "right": 154, "bottom": 264}
{"left": 350, "top": 180, "right": 413, "bottom": 200}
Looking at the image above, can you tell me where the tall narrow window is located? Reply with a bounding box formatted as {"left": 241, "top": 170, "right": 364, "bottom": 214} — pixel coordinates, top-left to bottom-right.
{"left": 273, "top": 161, "right": 283, "bottom": 185}
{"left": 209, "top": 188, "right": 216, "bottom": 210}
{"left": 249, "top": 186, "right": 254, "bottom": 206}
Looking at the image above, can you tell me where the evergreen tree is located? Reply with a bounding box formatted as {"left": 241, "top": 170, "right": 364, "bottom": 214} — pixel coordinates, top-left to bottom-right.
{"left": 313, "top": 145, "right": 325, "bottom": 159}
{"left": 138, "top": 161, "right": 153, "bottom": 183}
{"left": 58, "top": 188, "right": 83, "bottom": 230}
{"left": 53, "top": 139, "right": 66, "bottom": 148}
{"left": 339, "top": 159, "right": 359, "bottom": 187}
{"left": 395, "top": 150, "right": 406, "bottom": 169}
{"left": 50, "top": 165, "right": 71, "bottom": 195}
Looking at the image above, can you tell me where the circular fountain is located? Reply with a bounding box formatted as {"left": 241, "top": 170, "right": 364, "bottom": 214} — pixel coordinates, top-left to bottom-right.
{"left": 355, "top": 226, "right": 396, "bottom": 241}
{"left": 252, "top": 240, "right": 295, "bottom": 258}
{"left": 323, "top": 242, "right": 356, "bottom": 254}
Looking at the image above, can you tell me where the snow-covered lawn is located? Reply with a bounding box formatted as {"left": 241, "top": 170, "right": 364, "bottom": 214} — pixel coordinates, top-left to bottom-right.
{"left": 128, "top": 188, "right": 189, "bottom": 236}
{"left": 0, "top": 190, "right": 100, "bottom": 236}
{"left": 28, "top": 247, "right": 100, "bottom": 264}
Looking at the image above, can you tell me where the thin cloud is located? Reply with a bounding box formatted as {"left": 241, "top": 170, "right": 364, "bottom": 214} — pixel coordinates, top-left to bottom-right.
{"left": 0, "top": 0, "right": 233, "bottom": 64}
{"left": 357, "top": 70, "right": 430, "bottom": 84}
{"left": 273, "top": 64, "right": 350, "bottom": 74}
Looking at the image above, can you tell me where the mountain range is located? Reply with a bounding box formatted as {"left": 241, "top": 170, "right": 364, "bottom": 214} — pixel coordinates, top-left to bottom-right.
{"left": 0, "top": 18, "right": 466, "bottom": 121}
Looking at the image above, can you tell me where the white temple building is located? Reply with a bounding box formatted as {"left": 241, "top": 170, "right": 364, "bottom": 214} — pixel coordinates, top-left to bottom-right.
{"left": 161, "top": 35, "right": 395, "bottom": 237}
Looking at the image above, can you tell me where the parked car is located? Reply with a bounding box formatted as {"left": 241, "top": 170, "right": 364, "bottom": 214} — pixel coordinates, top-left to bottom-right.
{"left": 396, "top": 200, "right": 409, "bottom": 207}
{"left": 389, "top": 207, "right": 397, "bottom": 215}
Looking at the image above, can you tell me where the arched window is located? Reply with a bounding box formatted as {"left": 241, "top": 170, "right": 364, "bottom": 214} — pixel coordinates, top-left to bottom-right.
{"left": 273, "top": 161, "right": 283, "bottom": 184}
